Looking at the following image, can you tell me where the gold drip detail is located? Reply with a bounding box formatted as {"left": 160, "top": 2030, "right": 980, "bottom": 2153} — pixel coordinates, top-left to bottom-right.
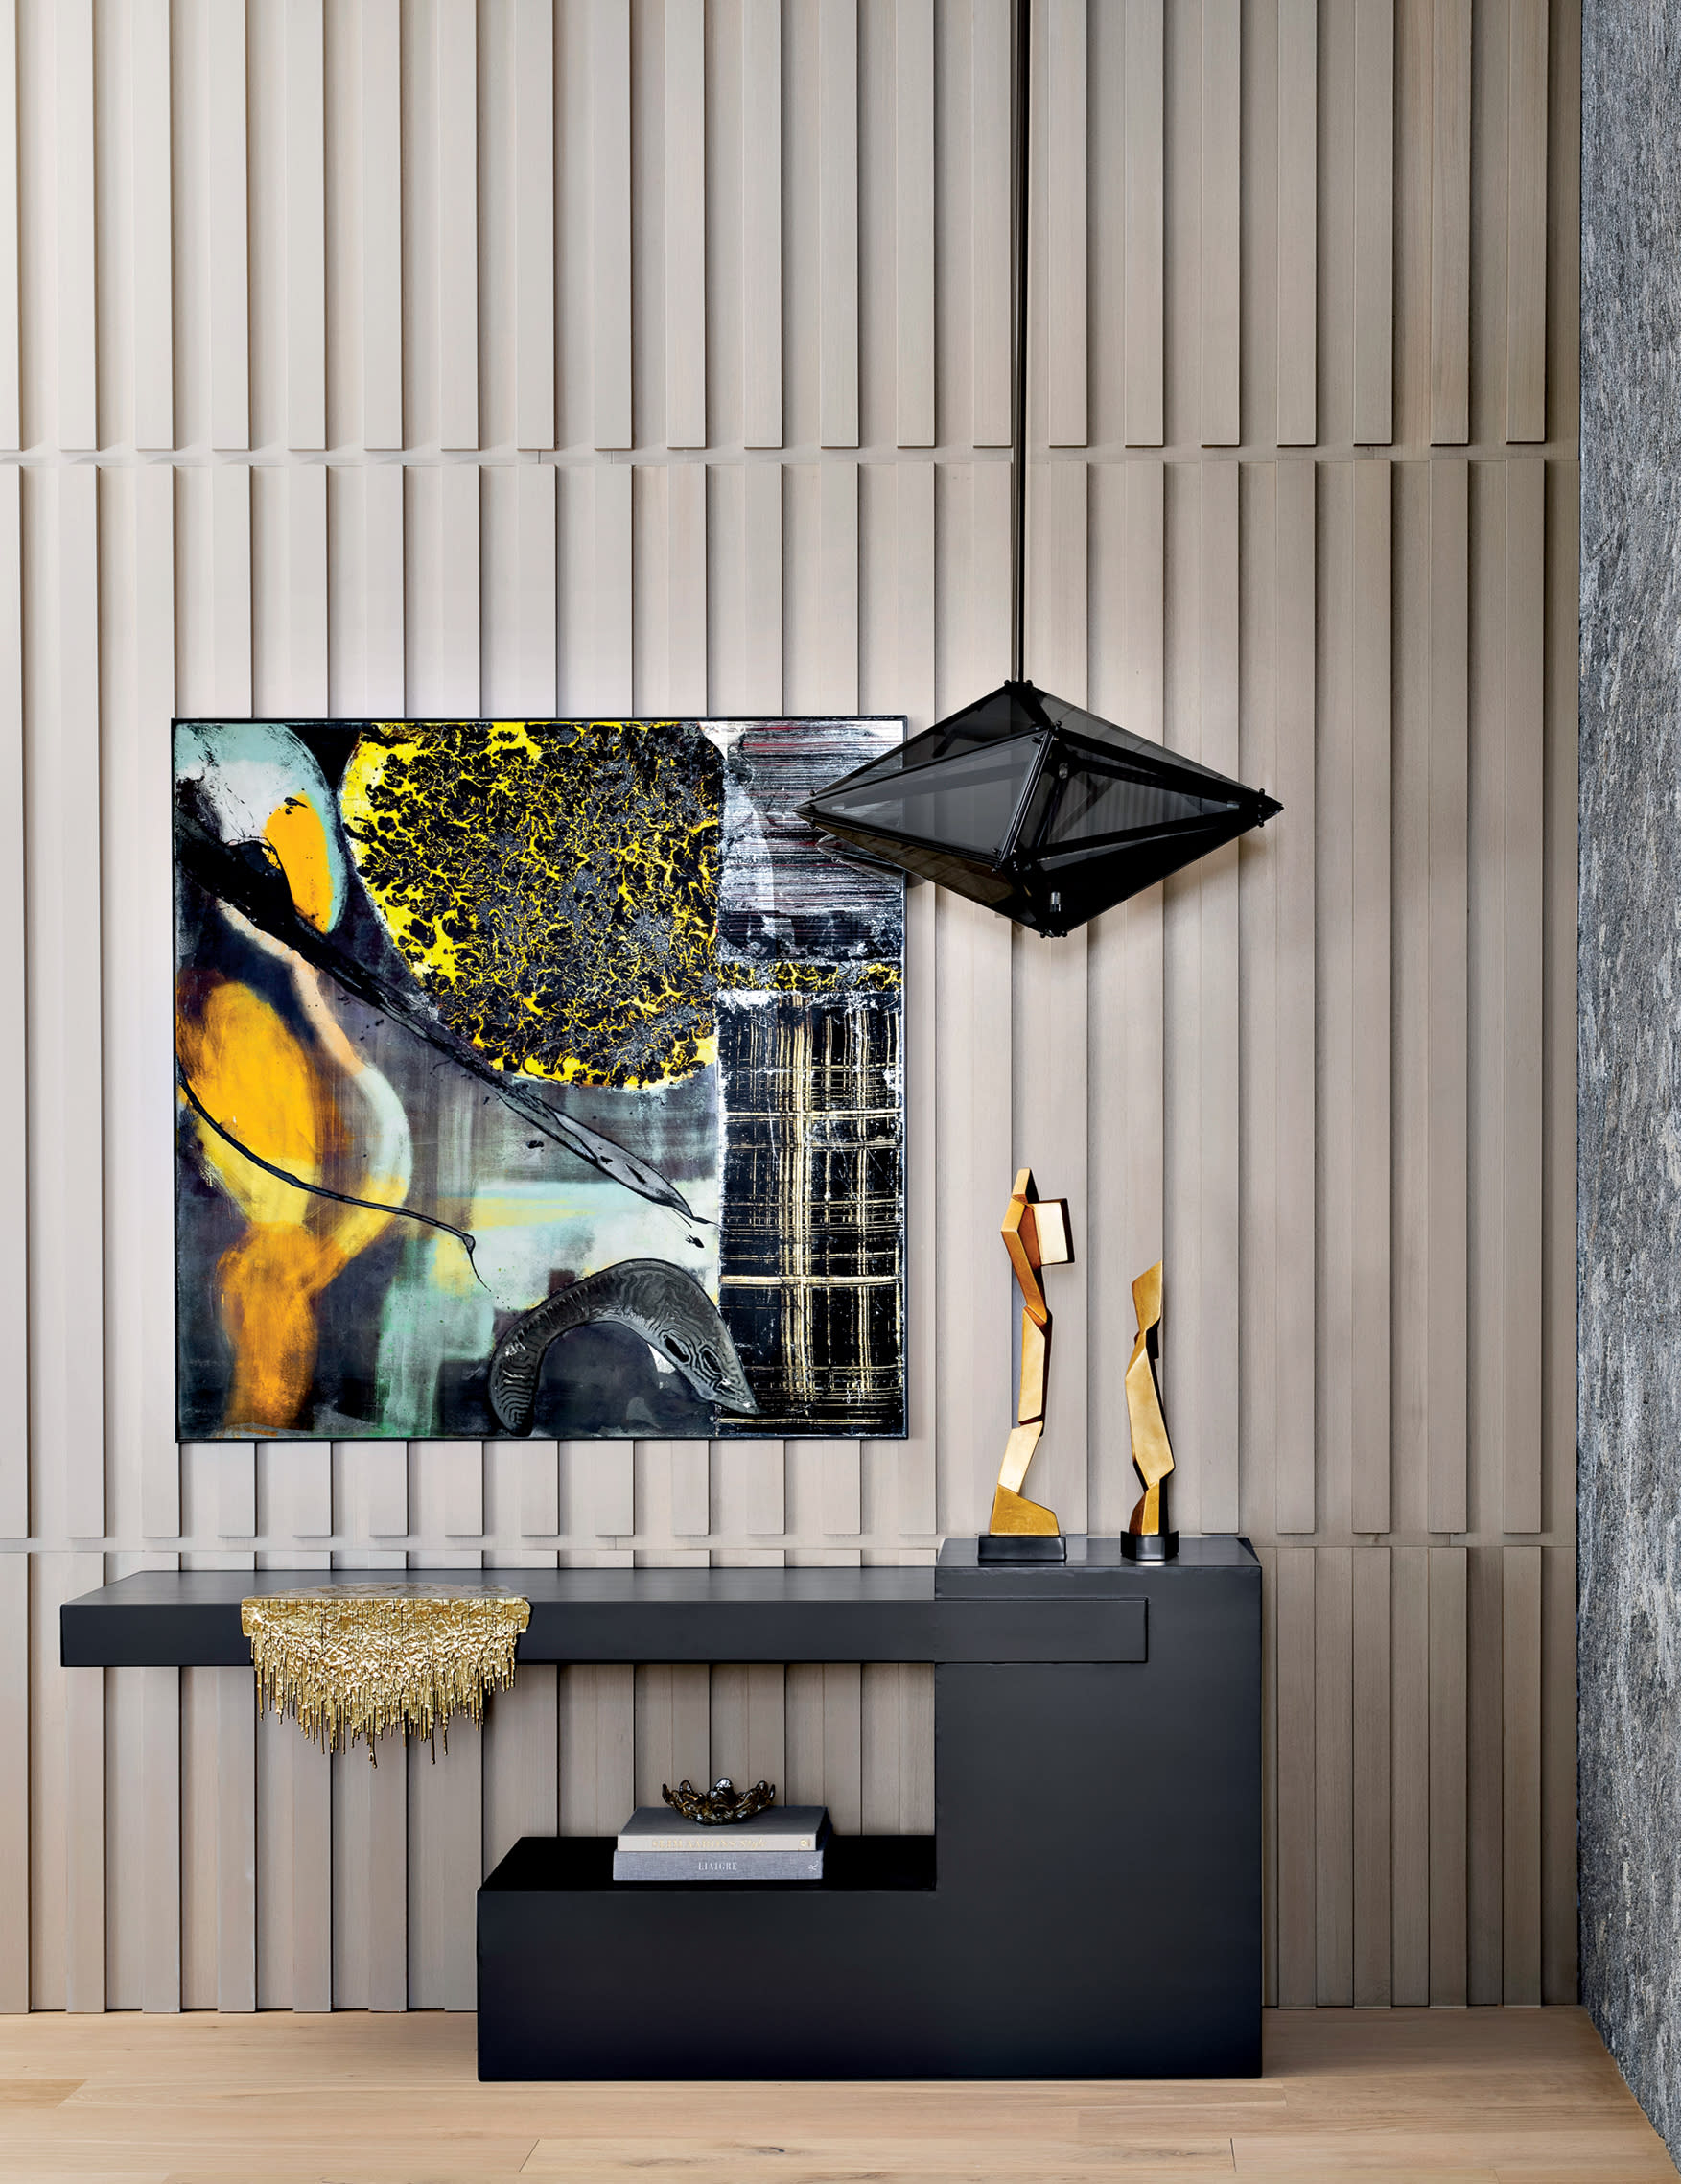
{"left": 241, "top": 1584, "right": 530, "bottom": 1758}
{"left": 1124, "top": 1261, "right": 1175, "bottom": 1538}
{"left": 988, "top": 1168, "right": 1072, "bottom": 1536}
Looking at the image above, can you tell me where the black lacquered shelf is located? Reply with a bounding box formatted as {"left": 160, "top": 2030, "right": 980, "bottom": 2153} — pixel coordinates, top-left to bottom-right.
{"left": 485, "top": 1833, "right": 936, "bottom": 1894}
{"left": 57, "top": 1538, "right": 1264, "bottom": 1669}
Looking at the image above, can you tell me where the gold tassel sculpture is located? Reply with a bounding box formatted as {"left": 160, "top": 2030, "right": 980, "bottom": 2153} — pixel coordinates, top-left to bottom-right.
{"left": 988, "top": 1167, "right": 1073, "bottom": 1537}
{"left": 242, "top": 1584, "right": 530, "bottom": 1759}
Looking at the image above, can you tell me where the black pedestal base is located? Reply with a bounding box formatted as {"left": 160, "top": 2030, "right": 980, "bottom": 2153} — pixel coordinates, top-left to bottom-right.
{"left": 1121, "top": 1529, "right": 1179, "bottom": 1562}
{"left": 977, "top": 1531, "right": 1067, "bottom": 1563}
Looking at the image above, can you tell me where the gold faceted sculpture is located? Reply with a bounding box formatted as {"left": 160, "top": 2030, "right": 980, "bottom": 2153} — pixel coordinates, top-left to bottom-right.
{"left": 988, "top": 1167, "right": 1073, "bottom": 1538}
{"left": 1122, "top": 1261, "right": 1179, "bottom": 1561}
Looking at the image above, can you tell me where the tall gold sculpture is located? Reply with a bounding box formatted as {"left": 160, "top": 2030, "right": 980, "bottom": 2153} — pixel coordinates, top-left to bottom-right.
{"left": 1122, "top": 1260, "right": 1179, "bottom": 1561}
{"left": 985, "top": 1168, "right": 1072, "bottom": 1556}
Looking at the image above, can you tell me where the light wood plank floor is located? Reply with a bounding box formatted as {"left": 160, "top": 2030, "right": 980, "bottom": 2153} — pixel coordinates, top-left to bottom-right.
{"left": 0, "top": 2007, "right": 1669, "bottom": 2183}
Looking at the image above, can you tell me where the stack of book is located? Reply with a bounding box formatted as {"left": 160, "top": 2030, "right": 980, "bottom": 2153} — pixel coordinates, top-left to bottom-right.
{"left": 612, "top": 1804, "right": 830, "bottom": 1881}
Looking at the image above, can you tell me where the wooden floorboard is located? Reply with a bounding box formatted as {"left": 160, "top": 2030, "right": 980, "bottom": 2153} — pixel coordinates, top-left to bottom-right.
{"left": 0, "top": 2008, "right": 1666, "bottom": 2183}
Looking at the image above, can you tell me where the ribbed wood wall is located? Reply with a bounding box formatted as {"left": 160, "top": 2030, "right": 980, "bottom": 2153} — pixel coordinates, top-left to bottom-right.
{"left": 0, "top": 0, "right": 1577, "bottom": 2015}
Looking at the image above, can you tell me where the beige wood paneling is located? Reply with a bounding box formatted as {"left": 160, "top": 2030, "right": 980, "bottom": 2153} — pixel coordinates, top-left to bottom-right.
{"left": 0, "top": 0, "right": 1578, "bottom": 2015}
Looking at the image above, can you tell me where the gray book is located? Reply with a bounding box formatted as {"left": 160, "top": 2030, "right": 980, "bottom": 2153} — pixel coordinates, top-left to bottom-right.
{"left": 615, "top": 1804, "right": 829, "bottom": 1853}
{"left": 612, "top": 1844, "right": 825, "bottom": 1882}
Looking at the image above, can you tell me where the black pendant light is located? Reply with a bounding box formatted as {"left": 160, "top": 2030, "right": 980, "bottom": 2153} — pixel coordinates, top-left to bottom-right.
{"left": 800, "top": 0, "right": 1280, "bottom": 940}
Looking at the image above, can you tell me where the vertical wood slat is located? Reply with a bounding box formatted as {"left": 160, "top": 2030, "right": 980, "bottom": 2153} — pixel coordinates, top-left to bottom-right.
{"left": 217, "top": 1667, "right": 256, "bottom": 2009}
{"left": 514, "top": 0, "right": 556, "bottom": 451}
{"left": 1429, "top": 1544, "right": 1468, "bottom": 2006}
{"left": 1353, "top": 0, "right": 1394, "bottom": 444}
{"left": 1350, "top": 461, "right": 1392, "bottom": 1535}
{"left": 1353, "top": 1558, "right": 1393, "bottom": 2008}
{"left": 94, "top": 495, "right": 163, "bottom": 1585}
{"left": 55, "top": 0, "right": 97, "bottom": 452}
{"left": 971, "top": 0, "right": 1012, "bottom": 447}
{"left": 1427, "top": 459, "right": 1469, "bottom": 1538}
{"left": 895, "top": 0, "right": 934, "bottom": 448}
{"left": 1123, "top": 0, "right": 1164, "bottom": 447}
{"left": 1503, "top": 459, "right": 1547, "bottom": 1531}
{"left": 1044, "top": 0, "right": 1087, "bottom": 449}
{"left": 1273, "top": 460, "right": 1316, "bottom": 1534}
{"left": 1198, "top": 463, "right": 1240, "bottom": 1531}
{"left": 1431, "top": 0, "right": 1472, "bottom": 444}
{"left": 1466, "top": 1544, "right": 1503, "bottom": 2004}
{"left": 1201, "top": 0, "right": 1240, "bottom": 447}
{"left": 741, "top": 0, "right": 782, "bottom": 449}
{"left": 1315, "top": 1547, "right": 1353, "bottom": 2006}
{"left": 593, "top": 0, "right": 632, "bottom": 450}
{"left": 25, "top": 465, "right": 105, "bottom": 1543}
{"left": 818, "top": 0, "right": 859, "bottom": 449}
{"left": 207, "top": 0, "right": 250, "bottom": 450}
{"left": 1506, "top": 2, "right": 1549, "bottom": 440}
{"left": 0, "top": 1554, "right": 25, "bottom": 2005}
{"left": 285, "top": 0, "right": 326, "bottom": 450}
{"left": 142, "top": 1659, "right": 181, "bottom": 2010}
{"left": 1391, "top": 1543, "right": 1431, "bottom": 2005}
{"left": 665, "top": 0, "right": 706, "bottom": 449}
{"left": 1274, "top": 1546, "right": 1315, "bottom": 2008}
{"left": 0, "top": 0, "right": 16, "bottom": 449}
{"left": 0, "top": 468, "right": 21, "bottom": 1542}
{"left": 1277, "top": 0, "right": 1317, "bottom": 447}
{"left": 131, "top": 0, "right": 174, "bottom": 448}
{"left": 1503, "top": 1542, "right": 1543, "bottom": 2003}
{"left": 362, "top": 0, "right": 403, "bottom": 451}
{"left": 437, "top": 0, "right": 478, "bottom": 449}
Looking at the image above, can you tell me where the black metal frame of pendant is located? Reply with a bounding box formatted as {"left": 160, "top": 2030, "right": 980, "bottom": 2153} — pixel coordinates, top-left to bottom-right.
{"left": 797, "top": 0, "right": 1281, "bottom": 940}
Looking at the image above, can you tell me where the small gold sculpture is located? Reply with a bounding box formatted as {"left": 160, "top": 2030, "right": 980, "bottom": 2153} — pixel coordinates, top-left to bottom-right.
{"left": 988, "top": 1167, "right": 1073, "bottom": 1538}
{"left": 1122, "top": 1260, "right": 1179, "bottom": 1561}
{"left": 662, "top": 1776, "right": 777, "bottom": 1825}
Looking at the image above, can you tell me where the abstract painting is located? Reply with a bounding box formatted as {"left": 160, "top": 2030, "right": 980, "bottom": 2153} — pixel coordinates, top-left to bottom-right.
{"left": 174, "top": 717, "right": 906, "bottom": 1441}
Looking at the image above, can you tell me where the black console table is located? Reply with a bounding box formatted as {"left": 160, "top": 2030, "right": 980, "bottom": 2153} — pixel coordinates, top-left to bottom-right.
{"left": 480, "top": 1536, "right": 1259, "bottom": 2079}
{"left": 59, "top": 1537, "right": 1261, "bottom": 2078}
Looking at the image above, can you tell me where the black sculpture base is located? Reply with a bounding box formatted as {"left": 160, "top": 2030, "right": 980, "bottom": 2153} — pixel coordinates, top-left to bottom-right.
{"left": 977, "top": 1531, "right": 1067, "bottom": 1563}
{"left": 1121, "top": 1529, "right": 1179, "bottom": 1563}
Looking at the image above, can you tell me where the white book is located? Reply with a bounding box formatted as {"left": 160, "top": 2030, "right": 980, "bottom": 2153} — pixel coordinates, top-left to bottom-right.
{"left": 615, "top": 1804, "right": 829, "bottom": 1853}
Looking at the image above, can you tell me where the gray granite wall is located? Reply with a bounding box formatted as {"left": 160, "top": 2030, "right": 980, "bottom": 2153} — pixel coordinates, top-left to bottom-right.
{"left": 1580, "top": 3, "right": 1681, "bottom": 2161}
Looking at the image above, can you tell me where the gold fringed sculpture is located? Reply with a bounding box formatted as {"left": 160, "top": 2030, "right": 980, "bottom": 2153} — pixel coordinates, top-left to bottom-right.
{"left": 985, "top": 1167, "right": 1073, "bottom": 1560}
{"left": 242, "top": 1584, "right": 530, "bottom": 1758}
{"left": 1122, "top": 1261, "right": 1179, "bottom": 1562}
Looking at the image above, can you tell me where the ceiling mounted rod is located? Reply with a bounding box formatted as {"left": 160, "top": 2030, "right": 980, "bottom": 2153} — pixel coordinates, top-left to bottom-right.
{"left": 1011, "top": 0, "right": 1031, "bottom": 687}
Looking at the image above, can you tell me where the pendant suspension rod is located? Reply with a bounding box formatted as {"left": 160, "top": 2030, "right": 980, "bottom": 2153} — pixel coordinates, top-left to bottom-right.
{"left": 1010, "top": 0, "right": 1031, "bottom": 687}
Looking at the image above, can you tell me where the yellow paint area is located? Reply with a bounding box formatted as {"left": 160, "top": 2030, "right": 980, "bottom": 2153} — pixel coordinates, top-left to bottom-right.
{"left": 263, "top": 792, "right": 339, "bottom": 933}
{"left": 339, "top": 719, "right": 724, "bottom": 1090}
{"left": 177, "top": 971, "right": 402, "bottom": 1434}
{"left": 177, "top": 975, "right": 326, "bottom": 1224}
{"left": 339, "top": 735, "right": 463, "bottom": 986}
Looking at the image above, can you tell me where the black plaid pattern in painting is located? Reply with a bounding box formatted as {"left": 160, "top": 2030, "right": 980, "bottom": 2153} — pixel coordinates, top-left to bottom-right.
{"left": 717, "top": 994, "right": 905, "bottom": 1436}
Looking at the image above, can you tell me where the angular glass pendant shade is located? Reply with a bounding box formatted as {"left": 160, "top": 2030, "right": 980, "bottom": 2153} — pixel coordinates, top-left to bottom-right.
{"left": 798, "top": 680, "right": 1282, "bottom": 938}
